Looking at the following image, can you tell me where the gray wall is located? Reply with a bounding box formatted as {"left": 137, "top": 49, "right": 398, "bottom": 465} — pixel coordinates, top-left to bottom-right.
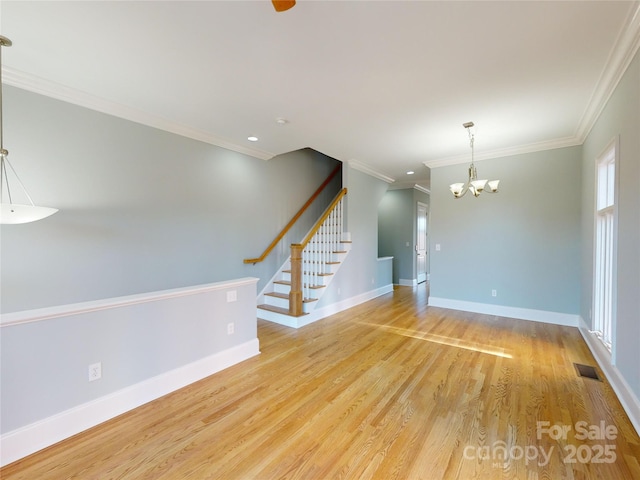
{"left": 1, "top": 279, "right": 258, "bottom": 434}
{"left": 378, "top": 188, "right": 430, "bottom": 284}
{"left": 580, "top": 50, "right": 640, "bottom": 399}
{"left": 430, "top": 146, "right": 582, "bottom": 314}
{"left": 0, "top": 86, "right": 341, "bottom": 314}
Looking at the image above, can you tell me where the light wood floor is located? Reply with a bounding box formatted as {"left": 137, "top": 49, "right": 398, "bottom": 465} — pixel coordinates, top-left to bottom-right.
{"left": 3, "top": 285, "right": 639, "bottom": 479}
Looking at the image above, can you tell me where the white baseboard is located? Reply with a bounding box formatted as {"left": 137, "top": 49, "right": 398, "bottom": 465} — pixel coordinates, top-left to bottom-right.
{"left": 577, "top": 317, "right": 640, "bottom": 436}
{"left": 261, "top": 284, "right": 394, "bottom": 329}
{"left": 296, "top": 284, "right": 394, "bottom": 328}
{"left": 428, "top": 297, "right": 580, "bottom": 327}
{"left": 398, "top": 278, "right": 417, "bottom": 287}
{"left": 427, "top": 298, "right": 640, "bottom": 436}
{"left": 0, "top": 339, "right": 260, "bottom": 467}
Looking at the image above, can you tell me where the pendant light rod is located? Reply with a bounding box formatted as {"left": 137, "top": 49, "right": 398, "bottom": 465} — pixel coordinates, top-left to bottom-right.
{"left": 0, "top": 35, "right": 10, "bottom": 154}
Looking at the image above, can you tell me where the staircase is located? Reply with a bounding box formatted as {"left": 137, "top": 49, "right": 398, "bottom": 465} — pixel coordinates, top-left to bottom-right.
{"left": 257, "top": 189, "right": 351, "bottom": 327}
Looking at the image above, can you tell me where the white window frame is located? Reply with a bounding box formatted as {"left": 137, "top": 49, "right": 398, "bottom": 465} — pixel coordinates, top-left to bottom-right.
{"left": 592, "top": 137, "right": 618, "bottom": 357}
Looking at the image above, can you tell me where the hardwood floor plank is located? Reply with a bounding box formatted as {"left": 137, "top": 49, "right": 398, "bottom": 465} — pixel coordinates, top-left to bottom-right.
{"left": 2, "top": 285, "right": 639, "bottom": 479}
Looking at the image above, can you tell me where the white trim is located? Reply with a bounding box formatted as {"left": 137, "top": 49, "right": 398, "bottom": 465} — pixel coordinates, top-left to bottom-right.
{"left": 259, "top": 284, "right": 394, "bottom": 329}
{"left": 576, "top": 2, "right": 640, "bottom": 141}
{"left": 297, "top": 284, "right": 394, "bottom": 328}
{"left": 578, "top": 317, "right": 640, "bottom": 436}
{"left": 347, "top": 159, "right": 395, "bottom": 184}
{"left": 1, "top": 277, "right": 259, "bottom": 327}
{"left": 3, "top": 68, "right": 275, "bottom": 161}
{"left": 413, "top": 184, "right": 431, "bottom": 195}
{"left": 592, "top": 136, "right": 620, "bottom": 361}
{"left": 423, "top": 136, "right": 581, "bottom": 168}
{"left": 0, "top": 339, "right": 260, "bottom": 467}
{"left": 398, "top": 278, "right": 418, "bottom": 287}
{"left": 428, "top": 297, "right": 579, "bottom": 327}
{"left": 424, "top": 3, "right": 640, "bottom": 170}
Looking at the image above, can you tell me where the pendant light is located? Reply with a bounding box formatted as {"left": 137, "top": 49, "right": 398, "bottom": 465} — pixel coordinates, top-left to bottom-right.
{"left": 449, "top": 122, "right": 500, "bottom": 198}
{"left": 0, "top": 35, "right": 58, "bottom": 224}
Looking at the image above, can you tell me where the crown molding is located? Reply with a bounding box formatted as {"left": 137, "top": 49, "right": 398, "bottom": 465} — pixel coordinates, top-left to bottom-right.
{"left": 423, "top": 135, "right": 581, "bottom": 169}
{"left": 387, "top": 182, "right": 431, "bottom": 194}
{"left": 4, "top": 3, "right": 638, "bottom": 168}
{"left": 576, "top": 1, "right": 640, "bottom": 141}
{"left": 347, "top": 159, "right": 395, "bottom": 183}
{"left": 2, "top": 67, "right": 276, "bottom": 161}
{"left": 413, "top": 184, "right": 431, "bottom": 195}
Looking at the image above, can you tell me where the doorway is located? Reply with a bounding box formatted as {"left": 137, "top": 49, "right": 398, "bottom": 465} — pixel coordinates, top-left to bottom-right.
{"left": 417, "top": 202, "right": 428, "bottom": 284}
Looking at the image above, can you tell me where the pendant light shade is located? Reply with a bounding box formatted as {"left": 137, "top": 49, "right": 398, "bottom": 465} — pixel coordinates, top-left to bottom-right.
{"left": 0, "top": 35, "right": 58, "bottom": 224}
{"left": 0, "top": 202, "right": 59, "bottom": 224}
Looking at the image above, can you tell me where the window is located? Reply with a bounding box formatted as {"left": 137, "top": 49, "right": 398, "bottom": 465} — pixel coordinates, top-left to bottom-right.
{"left": 592, "top": 140, "right": 617, "bottom": 353}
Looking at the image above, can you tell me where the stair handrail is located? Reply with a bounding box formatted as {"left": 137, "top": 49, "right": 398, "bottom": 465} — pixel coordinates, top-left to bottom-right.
{"left": 289, "top": 187, "right": 347, "bottom": 316}
{"left": 300, "top": 188, "right": 347, "bottom": 249}
{"left": 244, "top": 163, "right": 341, "bottom": 265}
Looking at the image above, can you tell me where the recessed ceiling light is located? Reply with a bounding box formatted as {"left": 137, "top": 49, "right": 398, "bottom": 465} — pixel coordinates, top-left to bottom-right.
{"left": 406, "top": 171, "right": 415, "bottom": 175}
{"left": 247, "top": 136, "right": 258, "bottom": 142}
{"left": 275, "top": 118, "right": 288, "bottom": 125}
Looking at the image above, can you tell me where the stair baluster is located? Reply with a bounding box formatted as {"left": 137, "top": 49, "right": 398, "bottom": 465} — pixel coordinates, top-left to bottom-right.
{"left": 288, "top": 189, "right": 347, "bottom": 316}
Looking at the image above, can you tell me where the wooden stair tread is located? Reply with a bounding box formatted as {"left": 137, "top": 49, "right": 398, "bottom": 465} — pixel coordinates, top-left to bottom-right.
{"left": 257, "top": 304, "right": 308, "bottom": 317}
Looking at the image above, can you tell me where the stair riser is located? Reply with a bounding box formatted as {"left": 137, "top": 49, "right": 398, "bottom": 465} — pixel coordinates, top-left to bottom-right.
{"left": 273, "top": 282, "right": 326, "bottom": 296}
{"left": 264, "top": 295, "right": 290, "bottom": 309}
{"left": 257, "top": 308, "right": 312, "bottom": 326}
{"left": 281, "top": 272, "right": 331, "bottom": 286}
{"left": 273, "top": 283, "right": 291, "bottom": 295}
{"left": 263, "top": 295, "right": 313, "bottom": 312}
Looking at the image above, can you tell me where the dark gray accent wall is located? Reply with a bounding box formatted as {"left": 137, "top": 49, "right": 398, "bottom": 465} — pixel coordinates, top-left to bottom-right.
{"left": 0, "top": 86, "right": 341, "bottom": 313}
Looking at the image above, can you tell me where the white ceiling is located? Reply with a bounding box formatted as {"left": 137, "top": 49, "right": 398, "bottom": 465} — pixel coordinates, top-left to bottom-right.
{"left": 1, "top": 1, "right": 639, "bottom": 190}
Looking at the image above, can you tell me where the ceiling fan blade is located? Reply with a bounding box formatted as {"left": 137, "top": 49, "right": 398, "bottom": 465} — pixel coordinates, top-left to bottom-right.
{"left": 272, "top": 0, "right": 296, "bottom": 12}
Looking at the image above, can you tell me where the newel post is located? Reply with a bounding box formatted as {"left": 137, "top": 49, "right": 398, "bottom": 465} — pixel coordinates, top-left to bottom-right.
{"left": 289, "top": 243, "right": 304, "bottom": 316}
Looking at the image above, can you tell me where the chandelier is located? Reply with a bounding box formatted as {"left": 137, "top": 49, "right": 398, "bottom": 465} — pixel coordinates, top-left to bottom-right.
{"left": 0, "top": 35, "right": 58, "bottom": 224}
{"left": 449, "top": 122, "right": 499, "bottom": 198}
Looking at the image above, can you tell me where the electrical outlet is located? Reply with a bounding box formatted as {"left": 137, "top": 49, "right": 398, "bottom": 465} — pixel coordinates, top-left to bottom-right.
{"left": 88, "top": 362, "right": 102, "bottom": 382}
{"left": 491, "top": 289, "right": 497, "bottom": 297}
{"left": 435, "top": 244, "right": 441, "bottom": 251}
{"left": 226, "top": 290, "right": 237, "bottom": 303}
{"left": 227, "top": 322, "right": 234, "bottom": 335}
